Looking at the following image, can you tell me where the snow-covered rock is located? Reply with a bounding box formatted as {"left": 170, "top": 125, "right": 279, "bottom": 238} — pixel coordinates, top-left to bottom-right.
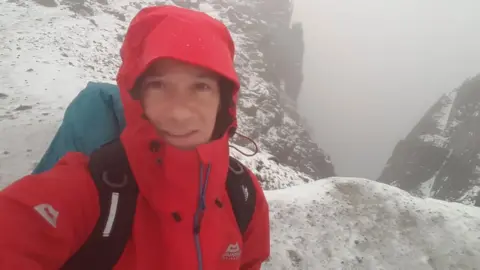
{"left": 232, "top": 144, "right": 315, "bottom": 190}
{"left": 378, "top": 74, "right": 480, "bottom": 206}
{"left": 265, "top": 177, "right": 480, "bottom": 270}
{"left": 0, "top": 0, "right": 334, "bottom": 186}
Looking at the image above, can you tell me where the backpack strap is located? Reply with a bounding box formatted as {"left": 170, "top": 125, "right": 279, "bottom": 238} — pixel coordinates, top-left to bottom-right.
{"left": 62, "top": 141, "right": 256, "bottom": 269}
{"left": 61, "top": 140, "right": 138, "bottom": 270}
{"left": 226, "top": 156, "right": 257, "bottom": 236}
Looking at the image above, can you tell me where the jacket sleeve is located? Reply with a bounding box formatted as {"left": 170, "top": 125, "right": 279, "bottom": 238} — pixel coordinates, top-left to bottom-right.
{"left": 240, "top": 171, "right": 270, "bottom": 270}
{"left": 0, "top": 153, "right": 99, "bottom": 269}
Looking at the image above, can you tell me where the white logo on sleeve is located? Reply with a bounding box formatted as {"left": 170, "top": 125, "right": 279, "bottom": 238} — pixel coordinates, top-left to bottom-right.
{"left": 34, "top": 204, "right": 59, "bottom": 228}
{"left": 222, "top": 242, "right": 242, "bottom": 260}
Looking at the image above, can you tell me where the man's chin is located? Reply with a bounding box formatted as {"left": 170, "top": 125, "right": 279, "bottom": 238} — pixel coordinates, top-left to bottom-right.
{"left": 169, "top": 143, "right": 197, "bottom": 151}
{"left": 163, "top": 136, "right": 203, "bottom": 151}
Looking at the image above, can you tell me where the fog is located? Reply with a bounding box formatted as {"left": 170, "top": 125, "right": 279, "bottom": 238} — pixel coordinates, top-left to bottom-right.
{"left": 292, "top": 0, "right": 480, "bottom": 179}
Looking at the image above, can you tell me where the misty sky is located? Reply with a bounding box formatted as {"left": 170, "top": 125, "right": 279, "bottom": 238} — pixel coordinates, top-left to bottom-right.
{"left": 292, "top": 0, "right": 480, "bottom": 179}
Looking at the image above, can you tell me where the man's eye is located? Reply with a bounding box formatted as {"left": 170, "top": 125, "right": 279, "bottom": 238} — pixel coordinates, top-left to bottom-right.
{"left": 143, "top": 78, "right": 165, "bottom": 90}
{"left": 194, "top": 82, "right": 212, "bottom": 91}
{"left": 149, "top": 81, "right": 165, "bottom": 89}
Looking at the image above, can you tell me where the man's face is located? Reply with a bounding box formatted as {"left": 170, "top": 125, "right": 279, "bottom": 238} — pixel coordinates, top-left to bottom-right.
{"left": 141, "top": 59, "right": 221, "bottom": 149}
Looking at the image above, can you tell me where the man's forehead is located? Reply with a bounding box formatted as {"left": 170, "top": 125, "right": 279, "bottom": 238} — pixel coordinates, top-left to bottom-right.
{"left": 147, "top": 58, "right": 219, "bottom": 79}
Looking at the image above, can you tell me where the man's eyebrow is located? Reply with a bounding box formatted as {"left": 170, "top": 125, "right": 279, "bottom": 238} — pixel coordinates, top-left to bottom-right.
{"left": 196, "top": 72, "right": 218, "bottom": 79}
{"left": 144, "top": 68, "right": 165, "bottom": 77}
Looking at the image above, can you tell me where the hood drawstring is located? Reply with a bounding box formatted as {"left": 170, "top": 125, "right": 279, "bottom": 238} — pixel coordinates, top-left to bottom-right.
{"left": 229, "top": 133, "right": 258, "bottom": 157}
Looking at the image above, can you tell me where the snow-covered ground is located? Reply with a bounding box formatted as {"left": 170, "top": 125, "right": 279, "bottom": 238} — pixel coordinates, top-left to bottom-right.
{"left": 0, "top": 121, "right": 58, "bottom": 189}
{"left": 265, "top": 178, "right": 480, "bottom": 269}
{"left": 1, "top": 1, "right": 480, "bottom": 269}
{"left": 232, "top": 144, "right": 315, "bottom": 190}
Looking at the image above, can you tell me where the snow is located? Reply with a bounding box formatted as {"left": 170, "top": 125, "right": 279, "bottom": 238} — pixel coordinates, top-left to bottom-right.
{"left": 265, "top": 178, "right": 480, "bottom": 269}
{"left": 0, "top": 1, "right": 120, "bottom": 123}
{"left": 2, "top": 1, "right": 480, "bottom": 269}
{"left": 451, "top": 118, "right": 461, "bottom": 128}
{"left": 418, "top": 174, "right": 435, "bottom": 198}
{"left": 283, "top": 115, "right": 297, "bottom": 126}
{"left": 0, "top": 121, "right": 58, "bottom": 189}
{"left": 458, "top": 185, "right": 480, "bottom": 206}
{"left": 419, "top": 133, "right": 449, "bottom": 148}
{"left": 433, "top": 91, "right": 457, "bottom": 132}
{"left": 231, "top": 144, "right": 315, "bottom": 190}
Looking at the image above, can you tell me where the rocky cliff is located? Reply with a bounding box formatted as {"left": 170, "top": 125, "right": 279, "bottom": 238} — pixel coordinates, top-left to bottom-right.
{"left": 378, "top": 74, "right": 480, "bottom": 205}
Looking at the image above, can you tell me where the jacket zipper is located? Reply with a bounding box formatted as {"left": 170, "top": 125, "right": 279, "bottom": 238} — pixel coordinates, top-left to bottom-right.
{"left": 193, "top": 164, "right": 211, "bottom": 270}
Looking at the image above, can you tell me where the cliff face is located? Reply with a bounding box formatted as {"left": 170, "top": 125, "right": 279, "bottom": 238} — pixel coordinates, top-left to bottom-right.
{"left": 378, "top": 74, "right": 480, "bottom": 205}
{"left": 212, "top": 0, "right": 335, "bottom": 179}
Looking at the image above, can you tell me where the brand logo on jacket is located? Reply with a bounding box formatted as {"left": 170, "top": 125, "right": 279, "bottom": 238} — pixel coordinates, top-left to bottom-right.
{"left": 222, "top": 242, "right": 242, "bottom": 260}
{"left": 34, "top": 203, "right": 59, "bottom": 228}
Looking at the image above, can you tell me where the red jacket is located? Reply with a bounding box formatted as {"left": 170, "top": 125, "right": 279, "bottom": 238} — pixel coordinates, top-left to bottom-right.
{"left": 0, "top": 6, "right": 270, "bottom": 270}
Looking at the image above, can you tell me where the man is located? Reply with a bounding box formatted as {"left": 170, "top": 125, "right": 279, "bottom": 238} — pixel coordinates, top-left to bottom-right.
{"left": 0, "top": 5, "right": 270, "bottom": 270}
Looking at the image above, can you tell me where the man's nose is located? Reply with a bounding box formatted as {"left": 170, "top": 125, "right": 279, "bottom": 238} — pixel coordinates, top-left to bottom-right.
{"left": 169, "top": 104, "right": 194, "bottom": 122}
{"left": 167, "top": 92, "right": 194, "bottom": 120}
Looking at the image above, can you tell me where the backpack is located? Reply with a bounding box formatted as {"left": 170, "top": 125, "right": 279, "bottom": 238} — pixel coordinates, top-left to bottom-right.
{"left": 60, "top": 139, "right": 257, "bottom": 270}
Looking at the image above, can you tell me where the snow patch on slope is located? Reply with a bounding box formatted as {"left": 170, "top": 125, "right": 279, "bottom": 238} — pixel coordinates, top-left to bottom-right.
{"left": 458, "top": 186, "right": 480, "bottom": 206}
{"left": 264, "top": 177, "right": 480, "bottom": 270}
{"left": 433, "top": 90, "right": 457, "bottom": 132}
{"left": 231, "top": 144, "right": 314, "bottom": 190}
{"left": 418, "top": 91, "right": 458, "bottom": 148}
{"left": 418, "top": 174, "right": 435, "bottom": 197}
{"left": 419, "top": 134, "right": 449, "bottom": 148}
{"left": 0, "top": 1, "right": 120, "bottom": 123}
{"left": 0, "top": 121, "right": 58, "bottom": 189}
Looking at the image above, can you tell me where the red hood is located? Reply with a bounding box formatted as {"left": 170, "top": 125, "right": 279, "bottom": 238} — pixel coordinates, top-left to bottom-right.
{"left": 115, "top": 5, "right": 241, "bottom": 214}
{"left": 117, "top": 5, "right": 239, "bottom": 131}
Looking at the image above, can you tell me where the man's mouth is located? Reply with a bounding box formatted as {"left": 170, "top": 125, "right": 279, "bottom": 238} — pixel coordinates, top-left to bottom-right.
{"left": 162, "top": 130, "right": 198, "bottom": 138}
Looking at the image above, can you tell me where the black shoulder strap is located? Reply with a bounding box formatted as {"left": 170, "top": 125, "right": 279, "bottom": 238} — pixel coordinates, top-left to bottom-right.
{"left": 226, "top": 156, "right": 257, "bottom": 236}
{"left": 61, "top": 140, "right": 138, "bottom": 270}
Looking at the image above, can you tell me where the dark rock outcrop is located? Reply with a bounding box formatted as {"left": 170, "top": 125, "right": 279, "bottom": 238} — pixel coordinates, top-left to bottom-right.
{"left": 378, "top": 74, "right": 480, "bottom": 205}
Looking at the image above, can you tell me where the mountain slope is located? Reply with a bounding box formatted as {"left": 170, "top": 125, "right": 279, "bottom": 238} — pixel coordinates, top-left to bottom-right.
{"left": 0, "top": 0, "right": 334, "bottom": 188}
{"left": 378, "top": 74, "right": 480, "bottom": 205}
